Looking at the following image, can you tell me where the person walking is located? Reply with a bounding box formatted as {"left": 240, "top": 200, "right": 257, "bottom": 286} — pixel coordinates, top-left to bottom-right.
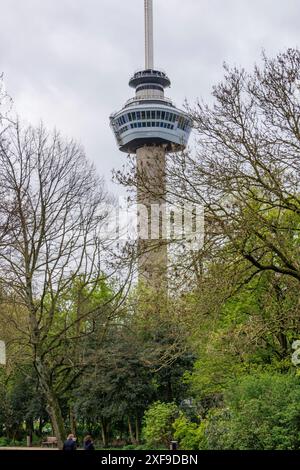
{"left": 63, "top": 434, "right": 77, "bottom": 451}
{"left": 83, "top": 435, "right": 95, "bottom": 451}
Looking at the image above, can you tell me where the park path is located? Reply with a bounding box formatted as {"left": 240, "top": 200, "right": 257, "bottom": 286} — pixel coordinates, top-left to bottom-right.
{"left": 0, "top": 447, "right": 58, "bottom": 450}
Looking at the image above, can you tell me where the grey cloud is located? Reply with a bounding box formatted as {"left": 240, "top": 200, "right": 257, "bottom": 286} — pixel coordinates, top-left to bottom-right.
{"left": 0, "top": 0, "right": 299, "bottom": 190}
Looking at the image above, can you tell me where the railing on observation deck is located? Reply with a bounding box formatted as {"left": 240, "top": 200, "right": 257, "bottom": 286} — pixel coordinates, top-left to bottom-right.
{"left": 131, "top": 69, "right": 169, "bottom": 79}
{"left": 125, "top": 95, "right": 173, "bottom": 106}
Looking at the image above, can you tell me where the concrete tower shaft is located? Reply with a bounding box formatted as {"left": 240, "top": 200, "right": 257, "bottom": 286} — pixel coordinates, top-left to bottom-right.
{"left": 136, "top": 145, "right": 167, "bottom": 287}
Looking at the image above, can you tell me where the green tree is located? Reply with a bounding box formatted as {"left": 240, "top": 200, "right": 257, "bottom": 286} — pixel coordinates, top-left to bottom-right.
{"left": 0, "top": 123, "right": 125, "bottom": 447}
{"left": 74, "top": 326, "right": 155, "bottom": 446}
{"left": 0, "top": 366, "right": 47, "bottom": 441}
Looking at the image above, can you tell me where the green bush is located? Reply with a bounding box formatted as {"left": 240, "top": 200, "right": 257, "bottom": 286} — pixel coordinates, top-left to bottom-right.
{"left": 142, "top": 401, "right": 179, "bottom": 449}
{"left": 0, "top": 437, "right": 27, "bottom": 447}
{"left": 205, "top": 372, "right": 300, "bottom": 450}
{"left": 173, "top": 413, "right": 207, "bottom": 450}
{"left": 121, "top": 444, "right": 158, "bottom": 450}
{"left": 0, "top": 437, "right": 10, "bottom": 447}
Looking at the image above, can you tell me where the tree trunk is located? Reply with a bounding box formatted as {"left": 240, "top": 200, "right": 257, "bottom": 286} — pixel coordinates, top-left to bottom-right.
{"left": 38, "top": 418, "right": 44, "bottom": 437}
{"left": 128, "top": 417, "right": 136, "bottom": 445}
{"left": 135, "top": 417, "right": 140, "bottom": 445}
{"left": 167, "top": 379, "right": 173, "bottom": 402}
{"left": 100, "top": 418, "right": 109, "bottom": 448}
{"left": 35, "top": 357, "right": 66, "bottom": 449}
{"left": 25, "top": 418, "right": 33, "bottom": 445}
{"left": 70, "top": 407, "right": 77, "bottom": 436}
{"left": 46, "top": 392, "right": 66, "bottom": 449}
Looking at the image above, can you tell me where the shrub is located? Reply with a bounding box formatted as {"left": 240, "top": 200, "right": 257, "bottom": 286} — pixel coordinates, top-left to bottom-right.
{"left": 142, "top": 402, "right": 179, "bottom": 449}
{"left": 173, "top": 413, "right": 207, "bottom": 450}
{"left": 205, "top": 372, "right": 300, "bottom": 450}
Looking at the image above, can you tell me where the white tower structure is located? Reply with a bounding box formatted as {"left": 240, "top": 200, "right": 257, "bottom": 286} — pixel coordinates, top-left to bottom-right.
{"left": 110, "top": 0, "right": 192, "bottom": 288}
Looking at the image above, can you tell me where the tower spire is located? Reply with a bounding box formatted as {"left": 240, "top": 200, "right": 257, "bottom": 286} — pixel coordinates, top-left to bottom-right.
{"left": 145, "top": 0, "right": 154, "bottom": 69}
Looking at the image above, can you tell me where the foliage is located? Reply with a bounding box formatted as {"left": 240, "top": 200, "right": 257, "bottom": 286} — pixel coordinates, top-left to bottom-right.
{"left": 74, "top": 326, "right": 155, "bottom": 444}
{"left": 0, "top": 367, "right": 46, "bottom": 439}
{"left": 173, "top": 414, "right": 207, "bottom": 450}
{"left": 185, "top": 267, "right": 300, "bottom": 408}
{"left": 142, "top": 402, "right": 179, "bottom": 448}
{"left": 205, "top": 373, "right": 300, "bottom": 450}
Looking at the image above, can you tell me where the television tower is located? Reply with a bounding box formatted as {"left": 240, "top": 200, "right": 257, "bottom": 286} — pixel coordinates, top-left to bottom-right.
{"left": 110, "top": 0, "right": 192, "bottom": 288}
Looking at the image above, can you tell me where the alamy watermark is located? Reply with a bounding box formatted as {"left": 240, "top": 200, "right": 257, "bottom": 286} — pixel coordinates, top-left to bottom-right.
{"left": 99, "top": 197, "right": 205, "bottom": 251}
{"left": 292, "top": 340, "right": 300, "bottom": 366}
{"left": 0, "top": 341, "right": 6, "bottom": 365}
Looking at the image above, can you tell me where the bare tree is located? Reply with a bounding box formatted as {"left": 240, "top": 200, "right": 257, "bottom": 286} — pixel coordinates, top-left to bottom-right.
{"left": 0, "top": 73, "right": 13, "bottom": 135}
{"left": 166, "top": 48, "right": 300, "bottom": 285}
{"left": 0, "top": 122, "right": 129, "bottom": 447}
{"left": 115, "top": 49, "right": 300, "bottom": 293}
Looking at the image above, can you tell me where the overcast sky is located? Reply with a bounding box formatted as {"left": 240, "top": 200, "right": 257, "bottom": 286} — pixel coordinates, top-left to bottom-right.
{"left": 0, "top": 0, "right": 299, "bottom": 193}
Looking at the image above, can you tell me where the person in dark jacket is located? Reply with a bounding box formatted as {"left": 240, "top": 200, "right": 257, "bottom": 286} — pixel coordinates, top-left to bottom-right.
{"left": 83, "top": 435, "right": 95, "bottom": 451}
{"left": 63, "top": 434, "right": 77, "bottom": 451}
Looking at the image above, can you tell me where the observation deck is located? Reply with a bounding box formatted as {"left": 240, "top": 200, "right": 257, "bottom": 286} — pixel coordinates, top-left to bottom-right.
{"left": 110, "top": 68, "right": 192, "bottom": 154}
{"left": 129, "top": 69, "right": 171, "bottom": 89}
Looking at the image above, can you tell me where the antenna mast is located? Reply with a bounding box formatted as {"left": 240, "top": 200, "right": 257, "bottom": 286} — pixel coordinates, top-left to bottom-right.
{"left": 145, "top": 0, "right": 154, "bottom": 69}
